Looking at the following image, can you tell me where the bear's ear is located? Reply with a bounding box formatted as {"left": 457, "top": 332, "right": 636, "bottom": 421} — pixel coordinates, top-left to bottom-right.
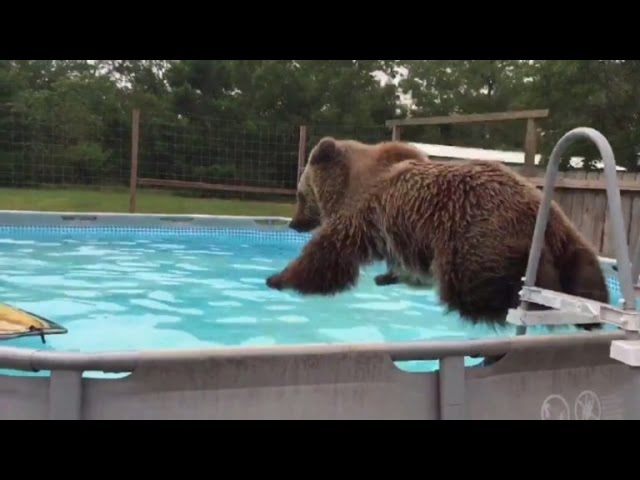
{"left": 309, "top": 137, "right": 340, "bottom": 165}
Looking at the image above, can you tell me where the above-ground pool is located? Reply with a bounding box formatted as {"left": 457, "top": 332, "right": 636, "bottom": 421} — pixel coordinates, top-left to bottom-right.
{"left": 0, "top": 211, "right": 631, "bottom": 420}
{"left": 1, "top": 129, "right": 633, "bottom": 419}
{"left": 0, "top": 212, "right": 621, "bottom": 377}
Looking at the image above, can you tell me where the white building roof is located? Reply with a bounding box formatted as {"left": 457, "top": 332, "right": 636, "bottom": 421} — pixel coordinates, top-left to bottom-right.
{"left": 409, "top": 142, "right": 627, "bottom": 171}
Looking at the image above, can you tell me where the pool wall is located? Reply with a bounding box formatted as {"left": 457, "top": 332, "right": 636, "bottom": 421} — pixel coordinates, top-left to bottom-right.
{"left": 0, "top": 211, "right": 635, "bottom": 420}
{"left": 0, "top": 210, "right": 297, "bottom": 232}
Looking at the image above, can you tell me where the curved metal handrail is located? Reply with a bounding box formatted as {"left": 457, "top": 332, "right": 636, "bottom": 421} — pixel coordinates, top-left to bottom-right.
{"left": 517, "top": 127, "right": 636, "bottom": 335}
{"left": 632, "top": 225, "right": 640, "bottom": 285}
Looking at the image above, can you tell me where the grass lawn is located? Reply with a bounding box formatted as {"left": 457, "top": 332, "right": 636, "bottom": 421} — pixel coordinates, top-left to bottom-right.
{"left": 0, "top": 188, "right": 296, "bottom": 217}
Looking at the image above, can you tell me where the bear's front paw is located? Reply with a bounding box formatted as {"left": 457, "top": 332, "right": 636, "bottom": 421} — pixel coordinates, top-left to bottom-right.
{"left": 266, "top": 272, "right": 286, "bottom": 290}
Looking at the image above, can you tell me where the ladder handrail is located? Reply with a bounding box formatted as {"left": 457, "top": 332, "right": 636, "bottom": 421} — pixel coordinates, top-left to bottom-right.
{"left": 632, "top": 229, "right": 640, "bottom": 287}
{"left": 517, "top": 127, "right": 636, "bottom": 335}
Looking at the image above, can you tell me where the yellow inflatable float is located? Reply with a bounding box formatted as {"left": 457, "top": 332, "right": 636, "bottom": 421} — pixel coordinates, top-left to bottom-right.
{"left": 0, "top": 303, "right": 67, "bottom": 343}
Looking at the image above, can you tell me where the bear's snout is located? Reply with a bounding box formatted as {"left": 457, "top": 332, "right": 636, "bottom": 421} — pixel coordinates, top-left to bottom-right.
{"left": 288, "top": 217, "right": 319, "bottom": 233}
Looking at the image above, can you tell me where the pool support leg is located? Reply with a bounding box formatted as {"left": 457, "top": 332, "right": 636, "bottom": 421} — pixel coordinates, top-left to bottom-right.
{"left": 49, "top": 370, "right": 83, "bottom": 420}
{"left": 438, "top": 356, "right": 466, "bottom": 419}
{"left": 627, "top": 368, "right": 640, "bottom": 420}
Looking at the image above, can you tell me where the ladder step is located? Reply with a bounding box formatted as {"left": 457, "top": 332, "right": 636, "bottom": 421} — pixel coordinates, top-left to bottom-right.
{"left": 506, "top": 308, "right": 599, "bottom": 327}
{"left": 521, "top": 286, "right": 607, "bottom": 315}
{"left": 510, "top": 286, "right": 640, "bottom": 331}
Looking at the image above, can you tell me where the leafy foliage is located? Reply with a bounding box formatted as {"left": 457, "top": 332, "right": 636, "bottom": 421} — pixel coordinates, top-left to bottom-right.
{"left": 1, "top": 60, "right": 638, "bottom": 191}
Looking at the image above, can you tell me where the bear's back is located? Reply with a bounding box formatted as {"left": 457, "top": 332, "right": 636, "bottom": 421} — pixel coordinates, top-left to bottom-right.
{"left": 341, "top": 140, "right": 430, "bottom": 209}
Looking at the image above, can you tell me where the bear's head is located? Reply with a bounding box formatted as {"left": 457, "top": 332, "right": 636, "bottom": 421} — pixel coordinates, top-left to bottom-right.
{"left": 288, "top": 137, "right": 428, "bottom": 232}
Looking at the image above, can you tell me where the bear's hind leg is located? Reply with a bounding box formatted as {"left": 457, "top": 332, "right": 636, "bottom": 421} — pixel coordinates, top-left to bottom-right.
{"left": 436, "top": 240, "right": 556, "bottom": 328}
{"left": 374, "top": 259, "right": 402, "bottom": 286}
{"left": 518, "top": 247, "right": 561, "bottom": 329}
{"left": 374, "top": 271, "right": 400, "bottom": 286}
{"left": 555, "top": 245, "right": 607, "bottom": 331}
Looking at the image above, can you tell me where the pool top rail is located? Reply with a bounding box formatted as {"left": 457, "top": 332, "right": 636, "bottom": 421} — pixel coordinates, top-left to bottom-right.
{"left": 0, "top": 330, "right": 626, "bottom": 373}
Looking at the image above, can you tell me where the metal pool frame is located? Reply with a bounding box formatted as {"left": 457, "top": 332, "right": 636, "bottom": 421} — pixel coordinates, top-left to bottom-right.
{"left": 0, "top": 127, "right": 639, "bottom": 420}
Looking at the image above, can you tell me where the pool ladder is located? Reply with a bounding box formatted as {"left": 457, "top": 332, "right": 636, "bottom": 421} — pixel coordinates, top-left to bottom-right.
{"left": 504, "top": 127, "right": 640, "bottom": 367}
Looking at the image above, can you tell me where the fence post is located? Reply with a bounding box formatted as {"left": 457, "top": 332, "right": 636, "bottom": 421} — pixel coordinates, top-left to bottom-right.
{"left": 129, "top": 108, "right": 140, "bottom": 213}
{"left": 391, "top": 125, "right": 401, "bottom": 141}
{"left": 523, "top": 118, "right": 537, "bottom": 176}
{"left": 297, "top": 125, "right": 308, "bottom": 183}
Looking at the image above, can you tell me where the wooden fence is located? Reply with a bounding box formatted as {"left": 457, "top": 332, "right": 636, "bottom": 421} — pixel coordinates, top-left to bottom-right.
{"left": 387, "top": 110, "right": 640, "bottom": 259}
{"left": 473, "top": 166, "right": 638, "bottom": 258}
{"left": 125, "top": 108, "right": 640, "bottom": 259}
{"left": 521, "top": 168, "right": 640, "bottom": 259}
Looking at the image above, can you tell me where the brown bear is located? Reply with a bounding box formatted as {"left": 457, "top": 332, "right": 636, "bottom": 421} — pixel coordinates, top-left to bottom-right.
{"left": 288, "top": 137, "right": 431, "bottom": 288}
{"left": 266, "top": 137, "right": 609, "bottom": 330}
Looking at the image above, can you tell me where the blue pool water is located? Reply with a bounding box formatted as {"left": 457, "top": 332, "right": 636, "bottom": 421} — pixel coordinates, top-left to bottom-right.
{"left": 0, "top": 225, "right": 621, "bottom": 376}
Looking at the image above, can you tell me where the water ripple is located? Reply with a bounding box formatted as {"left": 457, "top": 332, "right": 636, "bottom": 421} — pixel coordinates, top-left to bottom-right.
{"left": 0, "top": 231, "right": 517, "bottom": 358}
